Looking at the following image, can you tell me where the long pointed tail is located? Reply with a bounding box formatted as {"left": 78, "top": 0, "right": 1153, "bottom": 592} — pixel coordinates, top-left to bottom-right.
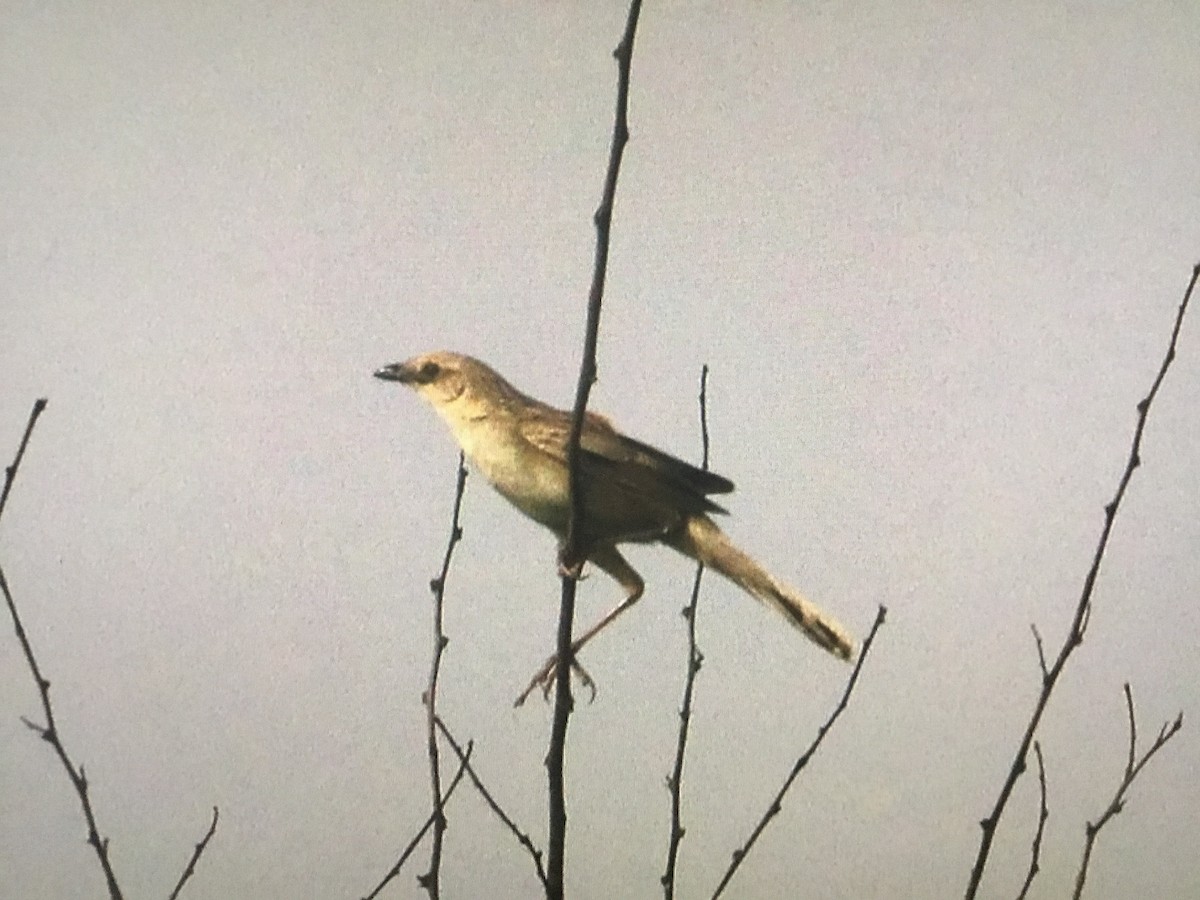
{"left": 665, "top": 515, "right": 856, "bottom": 661}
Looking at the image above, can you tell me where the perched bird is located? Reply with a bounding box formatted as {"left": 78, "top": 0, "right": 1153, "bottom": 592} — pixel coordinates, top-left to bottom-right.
{"left": 375, "top": 351, "right": 855, "bottom": 702}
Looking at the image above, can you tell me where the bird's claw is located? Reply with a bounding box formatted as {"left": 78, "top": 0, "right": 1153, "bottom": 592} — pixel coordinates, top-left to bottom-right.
{"left": 513, "top": 652, "right": 597, "bottom": 707}
{"left": 556, "top": 559, "right": 587, "bottom": 581}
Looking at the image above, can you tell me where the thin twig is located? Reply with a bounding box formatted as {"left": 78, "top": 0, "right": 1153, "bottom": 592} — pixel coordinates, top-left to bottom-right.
{"left": 662, "top": 365, "right": 711, "bottom": 899}
{"left": 547, "top": 2, "right": 644, "bottom": 898}
{"left": 3, "top": 401, "right": 125, "bottom": 900}
{"left": 6, "top": 568, "right": 120, "bottom": 900}
{"left": 419, "top": 454, "right": 468, "bottom": 898}
{"left": 0, "top": 398, "right": 47, "bottom": 521}
{"left": 362, "top": 741, "right": 474, "bottom": 900}
{"left": 167, "top": 806, "right": 220, "bottom": 900}
{"left": 1072, "top": 684, "right": 1183, "bottom": 899}
{"left": 1015, "top": 743, "right": 1048, "bottom": 900}
{"left": 434, "top": 716, "right": 549, "bottom": 889}
{"left": 712, "top": 605, "right": 887, "bottom": 898}
{"left": 1031, "top": 625, "right": 1049, "bottom": 683}
{"left": 964, "top": 262, "right": 1198, "bottom": 898}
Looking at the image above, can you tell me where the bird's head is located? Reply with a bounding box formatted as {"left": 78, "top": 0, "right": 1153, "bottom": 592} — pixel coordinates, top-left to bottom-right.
{"left": 373, "top": 350, "right": 475, "bottom": 408}
{"left": 374, "top": 350, "right": 526, "bottom": 421}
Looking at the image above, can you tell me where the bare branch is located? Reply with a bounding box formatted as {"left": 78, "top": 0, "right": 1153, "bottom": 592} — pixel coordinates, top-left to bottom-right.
{"left": 965, "top": 261, "right": 1198, "bottom": 898}
{"left": 362, "top": 741, "right": 474, "bottom": 900}
{"left": 420, "top": 454, "right": 469, "bottom": 898}
{"left": 434, "top": 716, "right": 548, "bottom": 889}
{"left": 0, "top": 398, "right": 47, "bottom": 522}
{"left": 1072, "top": 685, "right": 1184, "bottom": 899}
{"left": 547, "top": 2, "right": 645, "bottom": 897}
{"left": 662, "top": 365, "right": 711, "bottom": 899}
{"left": 712, "top": 605, "right": 887, "bottom": 898}
{"left": 3, "top": 402, "right": 125, "bottom": 899}
{"left": 1030, "top": 624, "right": 1049, "bottom": 684}
{"left": 1015, "top": 743, "right": 1048, "bottom": 900}
{"left": 167, "top": 806, "right": 219, "bottom": 900}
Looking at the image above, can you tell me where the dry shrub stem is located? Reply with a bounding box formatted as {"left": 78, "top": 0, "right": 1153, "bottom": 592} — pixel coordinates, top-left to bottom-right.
{"left": 0, "top": 398, "right": 47, "bottom": 518}
{"left": 168, "top": 806, "right": 220, "bottom": 900}
{"left": 1015, "top": 743, "right": 1048, "bottom": 900}
{"left": 3, "top": 399, "right": 125, "bottom": 899}
{"left": 1072, "top": 684, "right": 1183, "bottom": 899}
{"left": 712, "top": 605, "right": 888, "bottom": 899}
{"left": 548, "top": 2, "right": 644, "bottom": 897}
{"left": 964, "top": 262, "right": 1198, "bottom": 897}
{"left": 4, "top": 399, "right": 219, "bottom": 899}
{"left": 363, "top": 741, "right": 474, "bottom": 900}
{"left": 435, "top": 716, "right": 549, "bottom": 890}
{"left": 419, "top": 453, "right": 469, "bottom": 898}
{"left": 661, "top": 365, "right": 711, "bottom": 899}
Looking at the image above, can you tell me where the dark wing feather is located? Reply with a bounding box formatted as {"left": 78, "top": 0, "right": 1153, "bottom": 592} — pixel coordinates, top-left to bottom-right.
{"left": 585, "top": 427, "right": 734, "bottom": 497}
{"left": 517, "top": 411, "right": 733, "bottom": 528}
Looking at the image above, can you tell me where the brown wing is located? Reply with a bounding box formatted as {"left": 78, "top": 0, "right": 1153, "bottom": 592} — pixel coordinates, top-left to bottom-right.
{"left": 584, "top": 425, "right": 734, "bottom": 499}
{"left": 517, "top": 410, "right": 732, "bottom": 543}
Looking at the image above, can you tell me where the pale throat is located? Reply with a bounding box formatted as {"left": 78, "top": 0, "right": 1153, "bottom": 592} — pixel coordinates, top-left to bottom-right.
{"left": 429, "top": 394, "right": 569, "bottom": 532}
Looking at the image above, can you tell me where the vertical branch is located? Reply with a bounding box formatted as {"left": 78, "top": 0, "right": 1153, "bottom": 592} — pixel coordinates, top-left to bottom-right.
{"left": 662, "top": 365, "right": 711, "bottom": 898}
{"left": 419, "top": 454, "right": 469, "bottom": 898}
{"left": 546, "top": 2, "right": 644, "bottom": 898}
{"left": 964, "top": 262, "right": 1198, "bottom": 898}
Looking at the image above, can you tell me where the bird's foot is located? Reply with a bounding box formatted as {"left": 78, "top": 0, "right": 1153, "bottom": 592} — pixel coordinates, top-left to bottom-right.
{"left": 557, "top": 558, "right": 587, "bottom": 580}
{"left": 513, "top": 651, "right": 596, "bottom": 707}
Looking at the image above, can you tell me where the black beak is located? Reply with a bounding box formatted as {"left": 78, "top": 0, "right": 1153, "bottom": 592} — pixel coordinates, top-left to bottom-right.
{"left": 374, "top": 363, "right": 413, "bottom": 383}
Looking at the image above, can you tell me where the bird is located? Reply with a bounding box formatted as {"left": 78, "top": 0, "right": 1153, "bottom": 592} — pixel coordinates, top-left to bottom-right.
{"left": 375, "top": 351, "right": 855, "bottom": 703}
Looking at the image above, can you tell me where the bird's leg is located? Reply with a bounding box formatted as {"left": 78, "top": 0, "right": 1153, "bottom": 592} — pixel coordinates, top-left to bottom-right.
{"left": 514, "top": 545, "right": 645, "bottom": 707}
{"left": 556, "top": 537, "right": 588, "bottom": 581}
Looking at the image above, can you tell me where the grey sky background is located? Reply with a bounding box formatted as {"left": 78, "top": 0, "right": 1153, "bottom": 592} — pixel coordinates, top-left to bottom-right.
{"left": 3, "top": 2, "right": 1198, "bottom": 898}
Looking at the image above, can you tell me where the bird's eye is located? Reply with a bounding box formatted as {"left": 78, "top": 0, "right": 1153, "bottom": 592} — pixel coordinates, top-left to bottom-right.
{"left": 420, "top": 361, "right": 441, "bottom": 380}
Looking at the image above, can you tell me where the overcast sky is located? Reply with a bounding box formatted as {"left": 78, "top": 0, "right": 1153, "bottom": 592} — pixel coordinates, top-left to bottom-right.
{"left": 3, "top": 3, "right": 1199, "bottom": 898}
